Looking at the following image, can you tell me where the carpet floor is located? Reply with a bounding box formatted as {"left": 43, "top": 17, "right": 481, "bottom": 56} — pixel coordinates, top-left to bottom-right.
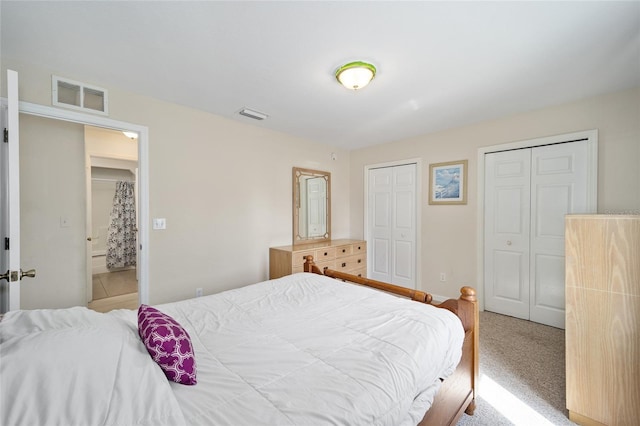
{"left": 456, "top": 311, "right": 576, "bottom": 425}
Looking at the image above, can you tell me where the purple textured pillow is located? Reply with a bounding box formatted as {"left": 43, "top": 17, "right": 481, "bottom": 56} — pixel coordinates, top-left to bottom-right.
{"left": 137, "top": 305, "right": 197, "bottom": 385}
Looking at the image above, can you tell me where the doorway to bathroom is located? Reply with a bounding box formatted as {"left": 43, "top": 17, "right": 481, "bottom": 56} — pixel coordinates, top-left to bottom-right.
{"left": 85, "top": 127, "right": 139, "bottom": 312}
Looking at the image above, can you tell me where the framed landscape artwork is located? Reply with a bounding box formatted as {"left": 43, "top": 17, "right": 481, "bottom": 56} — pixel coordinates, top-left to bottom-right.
{"left": 429, "top": 160, "right": 468, "bottom": 205}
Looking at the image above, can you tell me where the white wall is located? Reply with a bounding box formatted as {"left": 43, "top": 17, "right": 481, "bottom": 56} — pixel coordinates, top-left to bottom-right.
{"left": 3, "top": 60, "right": 351, "bottom": 305}
{"left": 350, "top": 87, "right": 640, "bottom": 301}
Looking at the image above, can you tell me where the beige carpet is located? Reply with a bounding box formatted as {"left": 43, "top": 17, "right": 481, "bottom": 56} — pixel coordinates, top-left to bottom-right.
{"left": 92, "top": 270, "right": 137, "bottom": 300}
{"left": 457, "top": 311, "right": 576, "bottom": 426}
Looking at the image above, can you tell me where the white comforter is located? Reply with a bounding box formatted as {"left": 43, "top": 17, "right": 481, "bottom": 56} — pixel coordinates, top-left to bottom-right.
{"left": 0, "top": 273, "right": 464, "bottom": 426}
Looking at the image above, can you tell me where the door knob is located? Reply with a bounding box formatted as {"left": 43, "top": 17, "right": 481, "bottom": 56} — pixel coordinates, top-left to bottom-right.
{"left": 87, "top": 237, "right": 92, "bottom": 241}
{"left": 506, "top": 240, "right": 512, "bottom": 246}
{"left": 20, "top": 269, "right": 36, "bottom": 279}
{"left": 0, "top": 270, "right": 19, "bottom": 282}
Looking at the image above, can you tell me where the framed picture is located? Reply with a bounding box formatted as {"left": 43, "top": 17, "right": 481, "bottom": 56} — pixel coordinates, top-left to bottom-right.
{"left": 428, "top": 160, "right": 468, "bottom": 205}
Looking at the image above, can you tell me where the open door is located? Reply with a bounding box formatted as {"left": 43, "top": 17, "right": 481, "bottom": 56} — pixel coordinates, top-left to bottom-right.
{"left": 1, "top": 69, "right": 36, "bottom": 313}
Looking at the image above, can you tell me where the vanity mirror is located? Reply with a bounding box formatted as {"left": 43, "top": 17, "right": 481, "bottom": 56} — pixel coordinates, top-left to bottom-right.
{"left": 293, "top": 167, "right": 331, "bottom": 245}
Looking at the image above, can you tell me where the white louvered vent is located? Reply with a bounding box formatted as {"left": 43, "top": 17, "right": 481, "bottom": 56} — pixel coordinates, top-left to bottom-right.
{"left": 52, "top": 75, "right": 108, "bottom": 115}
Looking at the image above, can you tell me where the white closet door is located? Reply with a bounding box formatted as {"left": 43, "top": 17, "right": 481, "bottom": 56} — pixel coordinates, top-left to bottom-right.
{"left": 485, "top": 141, "right": 591, "bottom": 328}
{"left": 484, "top": 149, "right": 532, "bottom": 320}
{"left": 530, "top": 141, "right": 589, "bottom": 328}
{"left": 368, "top": 164, "right": 416, "bottom": 288}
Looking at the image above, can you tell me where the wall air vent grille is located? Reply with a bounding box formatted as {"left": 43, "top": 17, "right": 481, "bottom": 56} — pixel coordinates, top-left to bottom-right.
{"left": 52, "top": 75, "right": 108, "bottom": 115}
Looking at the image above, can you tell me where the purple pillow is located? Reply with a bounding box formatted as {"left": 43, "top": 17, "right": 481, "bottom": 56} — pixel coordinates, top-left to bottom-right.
{"left": 137, "top": 305, "right": 197, "bottom": 385}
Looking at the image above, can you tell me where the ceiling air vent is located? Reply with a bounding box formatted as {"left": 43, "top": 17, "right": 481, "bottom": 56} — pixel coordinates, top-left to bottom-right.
{"left": 238, "top": 108, "right": 268, "bottom": 120}
{"left": 52, "top": 75, "right": 108, "bottom": 115}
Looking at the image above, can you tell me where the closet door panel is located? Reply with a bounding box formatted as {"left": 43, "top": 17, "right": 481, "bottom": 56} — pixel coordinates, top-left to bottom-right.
{"left": 484, "top": 149, "right": 531, "bottom": 320}
{"left": 530, "top": 141, "right": 589, "bottom": 328}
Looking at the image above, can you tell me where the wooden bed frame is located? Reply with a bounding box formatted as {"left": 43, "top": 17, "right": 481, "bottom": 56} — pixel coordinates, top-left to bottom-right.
{"left": 304, "top": 256, "right": 478, "bottom": 426}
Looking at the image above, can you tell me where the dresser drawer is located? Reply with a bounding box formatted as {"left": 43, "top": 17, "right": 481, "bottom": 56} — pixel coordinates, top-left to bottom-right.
{"left": 292, "top": 249, "right": 317, "bottom": 269}
{"left": 335, "top": 253, "right": 366, "bottom": 272}
{"left": 351, "top": 241, "right": 366, "bottom": 255}
{"left": 335, "top": 244, "right": 352, "bottom": 258}
{"left": 293, "top": 260, "right": 335, "bottom": 274}
{"left": 315, "top": 247, "right": 336, "bottom": 262}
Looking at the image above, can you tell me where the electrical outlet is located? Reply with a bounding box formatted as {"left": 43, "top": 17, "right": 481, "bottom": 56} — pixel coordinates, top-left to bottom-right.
{"left": 440, "top": 273, "right": 446, "bottom": 282}
{"left": 196, "top": 288, "right": 203, "bottom": 297}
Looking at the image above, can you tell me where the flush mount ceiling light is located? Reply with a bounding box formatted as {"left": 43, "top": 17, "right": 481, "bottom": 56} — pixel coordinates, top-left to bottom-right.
{"left": 335, "top": 61, "right": 377, "bottom": 90}
{"left": 238, "top": 107, "right": 268, "bottom": 120}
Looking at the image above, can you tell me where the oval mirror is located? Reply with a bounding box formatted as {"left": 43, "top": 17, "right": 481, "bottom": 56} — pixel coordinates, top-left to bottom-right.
{"left": 293, "top": 167, "right": 330, "bottom": 245}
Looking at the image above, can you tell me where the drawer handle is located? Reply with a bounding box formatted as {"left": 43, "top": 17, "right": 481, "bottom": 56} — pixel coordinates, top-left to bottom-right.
{"left": 357, "top": 259, "right": 361, "bottom": 263}
{"left": 357, "top": 246, "right": 361, "bottom": 250}
{"left": 342, "top": 249, "right": 346, "bottom": 253}
{"left": 342, "top": 262, "right": 346, "bottom": 268}
{"left": 324, "top": 252, "right": 328, "bottom": 256}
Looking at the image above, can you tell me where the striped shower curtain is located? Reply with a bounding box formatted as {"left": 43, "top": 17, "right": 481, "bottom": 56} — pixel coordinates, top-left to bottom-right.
{"left": 106, "top": 181, "right": 137, "bottom": 270}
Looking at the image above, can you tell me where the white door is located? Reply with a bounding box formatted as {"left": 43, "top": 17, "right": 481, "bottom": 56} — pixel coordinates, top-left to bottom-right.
{"left": 368, "top": 163, "right": 417, "bottom": 288}
{"left": 529, "top": 142, "right": 589, "bottom": 327}
{"left": 1, "top": 70, "right": 29, "bottom": 312}
{"left": 484, "top": 141, "right": 590, "bottom": 328}
{"left": 19, "top": 114, "right": 86, "bottom": 310}
{"left": 484, "top": 149, "right": 532, "bottom": 320}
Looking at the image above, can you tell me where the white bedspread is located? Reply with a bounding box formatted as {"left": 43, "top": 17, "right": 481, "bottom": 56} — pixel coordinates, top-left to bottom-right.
{"left": 0, "top": 273, "right": 464, "bottom": 426}
{"left": 155, "top": 273, "right": 464, "bottom": 426}
{"left": 0, "top": 307, "right": 186, "bottom": 426}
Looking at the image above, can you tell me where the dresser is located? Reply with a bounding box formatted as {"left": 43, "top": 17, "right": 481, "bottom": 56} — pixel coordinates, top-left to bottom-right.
{"left": 565, "top": 215, "right": 640, "bottom": 426}
{"left": 269, "top": 239, "right": 366, "bottom": 279}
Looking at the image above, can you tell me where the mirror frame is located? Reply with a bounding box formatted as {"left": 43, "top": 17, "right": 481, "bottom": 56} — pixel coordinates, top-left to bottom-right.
{"left": 292, "top": 167, "right": 331, "bottom": 245}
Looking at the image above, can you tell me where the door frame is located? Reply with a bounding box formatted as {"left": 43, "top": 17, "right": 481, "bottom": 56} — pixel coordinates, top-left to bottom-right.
{"left": 364, "top": 158, "right": 422, "bottom": 289}
{"left": 476, "top": 130, "right": 598, "bottom": 311}
{"left": 86, "top": 154, "right": 139, "bottom": 301}
{"left": 2, "top": 98, "right": 150, "bottom": 306}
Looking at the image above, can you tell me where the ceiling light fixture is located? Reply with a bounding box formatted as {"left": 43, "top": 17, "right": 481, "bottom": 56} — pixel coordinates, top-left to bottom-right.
{"left": 239, "top": 108, "right": 268, "bottom": 120}
{"left": 335, "top": 61, "right": 376, "bottom": 90}
{"left": 122, "top": 131, "right": 138, "bottom": 139}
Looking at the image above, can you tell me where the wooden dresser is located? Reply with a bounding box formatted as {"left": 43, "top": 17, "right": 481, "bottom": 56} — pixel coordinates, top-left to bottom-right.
{"left": 269, "top": 239, "right": 366, "bottom": 279}
{"left": 565, "top": 215, "right": 640, "bottom": 426}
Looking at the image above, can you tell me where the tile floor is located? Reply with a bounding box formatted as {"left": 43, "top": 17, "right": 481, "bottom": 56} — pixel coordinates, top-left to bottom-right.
{"left": 89, "top": 269, "right": 139, "bottom": 313}
{"left": 92, "top": 269, "right": 138, "bottom": 300}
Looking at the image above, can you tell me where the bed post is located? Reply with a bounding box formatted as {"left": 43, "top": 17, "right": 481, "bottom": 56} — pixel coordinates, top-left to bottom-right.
{"left": 460, "top": 286, "right": 479, "bottom": 414}
{"left": 303, "top": 255, "right": 323, "bottom": 274}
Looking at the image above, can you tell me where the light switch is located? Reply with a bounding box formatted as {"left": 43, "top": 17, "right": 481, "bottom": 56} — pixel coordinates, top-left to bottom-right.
{"left": 152, "top": 218, "right": 166, "bottom": 230}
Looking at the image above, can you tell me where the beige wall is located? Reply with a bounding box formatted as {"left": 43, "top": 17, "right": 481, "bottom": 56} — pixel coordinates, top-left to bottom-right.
{"left": 3, "top": 60, "right": 351, "bottom": 305}
{"left": 350, "top": 87, "right": 640, "bottom": 301}
{"left": 5, "top": 59, "right": 638, "bottom": 307}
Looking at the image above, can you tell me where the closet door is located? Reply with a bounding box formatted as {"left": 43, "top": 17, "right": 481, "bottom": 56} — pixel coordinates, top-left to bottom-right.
{"left": 484, "top": 149, "right": 532, "bottom": 320}
{"left": 368, "top": 164, "right": 417, "bottom": 288}
{"left": 485, "top": 141, "right": 590, "bottom": 328}
{"left": 529, "top": 141, "right": 589, "bottom": 328}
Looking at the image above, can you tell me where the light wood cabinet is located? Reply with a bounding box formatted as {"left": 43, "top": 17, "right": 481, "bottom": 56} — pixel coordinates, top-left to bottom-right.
{"left": 270, "top": 239, "right": 366, "bottom": 279}
{"left": 565, "top": 215, "right": 640, "bottom": 426}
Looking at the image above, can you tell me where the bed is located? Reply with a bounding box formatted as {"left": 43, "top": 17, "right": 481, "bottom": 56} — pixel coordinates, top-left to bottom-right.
{"left": 0, "top": 257, "right": 478, "bottom": 426}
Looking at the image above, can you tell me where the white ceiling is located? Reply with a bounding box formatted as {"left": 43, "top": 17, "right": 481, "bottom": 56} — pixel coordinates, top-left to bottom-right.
{"left": 2, "top": 1, "right": 639, "bottom": 150}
